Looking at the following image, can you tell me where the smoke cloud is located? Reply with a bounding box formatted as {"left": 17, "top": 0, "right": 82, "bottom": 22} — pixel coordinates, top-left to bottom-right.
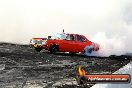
{"left": 91, "top": 0, "right": 132, "bottom": 56}
{"left": 0, "top": 0, "right": 132, "bottom": 56}
{"left": 92, "top": 32, "right": 127, "bottom": 56}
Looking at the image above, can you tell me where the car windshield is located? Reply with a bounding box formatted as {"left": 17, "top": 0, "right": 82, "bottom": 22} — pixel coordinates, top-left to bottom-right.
{"left": 51, "top": 33, "right": 67, "bottom": 40}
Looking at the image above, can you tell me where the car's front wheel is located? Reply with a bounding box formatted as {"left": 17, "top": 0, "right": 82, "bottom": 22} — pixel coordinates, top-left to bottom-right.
{"left": 35, "top": 48, "right": 42, "bottom": 52}
{"left": 49, "top": 45, "right": 58, "bottom": 54}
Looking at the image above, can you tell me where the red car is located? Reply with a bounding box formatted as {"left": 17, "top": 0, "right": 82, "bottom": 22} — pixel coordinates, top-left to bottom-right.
{"left": 41, "top": 33, "right": 99, "bottom": 55}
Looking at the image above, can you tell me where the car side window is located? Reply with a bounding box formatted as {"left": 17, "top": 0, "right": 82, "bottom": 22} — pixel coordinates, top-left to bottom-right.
{"left": 77, "top": 35, "right": 85, "bottom": 42}
{"left": 66, "top": 34, "right": 75, "bottom": 41}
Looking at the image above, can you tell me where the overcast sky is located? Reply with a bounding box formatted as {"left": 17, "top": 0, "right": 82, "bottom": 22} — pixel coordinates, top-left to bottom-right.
{"left": 0, "top": 0, "right": 132, "bottom": 55}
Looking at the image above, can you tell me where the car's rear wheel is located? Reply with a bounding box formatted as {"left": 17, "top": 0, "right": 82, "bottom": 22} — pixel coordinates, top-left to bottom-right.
{"left": 82, "top": 46, "right": 93, "bottom": 56}
{"left": 35, "top": 48, "right": 42, "bottom": 52}
{"left": 49, "top": 45, "right": 58, "bottom": 54}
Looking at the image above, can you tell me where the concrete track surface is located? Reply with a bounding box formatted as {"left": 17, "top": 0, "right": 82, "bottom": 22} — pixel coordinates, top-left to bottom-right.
{"left": 0, "top": 43, "right": 131, "bottom": 88}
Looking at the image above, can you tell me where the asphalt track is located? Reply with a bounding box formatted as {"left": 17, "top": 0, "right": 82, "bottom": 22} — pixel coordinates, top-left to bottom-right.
{"left": 0, "top": 43, "right": 131, "bottom": 88}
